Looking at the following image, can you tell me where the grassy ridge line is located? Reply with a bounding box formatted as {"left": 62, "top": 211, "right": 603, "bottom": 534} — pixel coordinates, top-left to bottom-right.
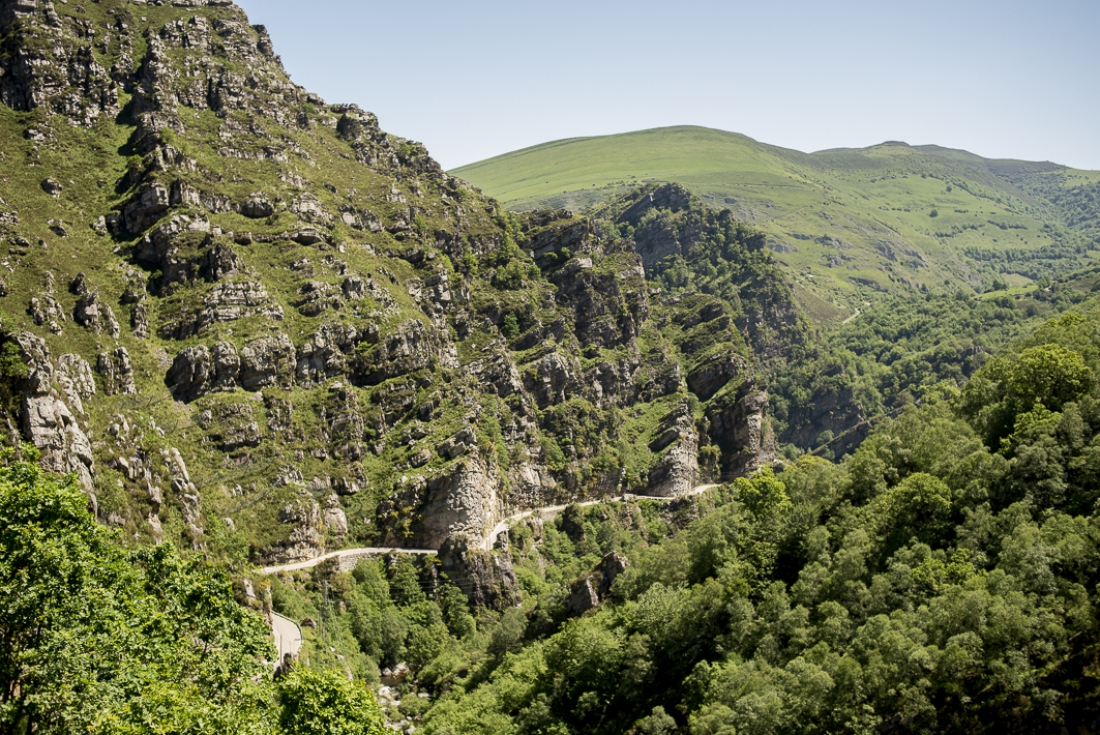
{"left": 453, "top": 126, "right": 1100, "bottom": 305}
{"left": 453, "top": 126, "right": 814, "bottom": 206}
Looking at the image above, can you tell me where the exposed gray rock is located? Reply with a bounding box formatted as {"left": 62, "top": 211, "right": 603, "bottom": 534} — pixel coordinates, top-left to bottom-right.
{"left": 270, "top": 491, "right": 325, "bottom": 563}
{"left": 525, "top": 352, "right": 580, "bottom": 408}
{"left": 239, "top": 333, "right": 295, "bottom": 391}
{"left": 41, "top": 178, "right": 62, "bottom": 197}
{"left": 124, "top": 182, "right": 172, "bottom": 232}
{"left": 213, "top": 402, "right": 262, "bottom": 452}
{"left": 167, "top": 342, "right": 236, "bottom": 400}
{"left": 96, "top": 348, "right": 137, "bottom": 396}
{"left": 595, "top": 551, "right": 628, "bottom": 598}
{"left": 210, "top": 342, "right": 241, "bottom": 392}
{"left": 296, "top": 322, "right": 369, "bottom": 384}
{"left": 158, "top": 280, "right": 283, "bottom": 340}
{"left": 468, "top": 350, "right": 524, "bottom": 398}
{"left": 55, "top": 354, "right": 96, "bottom": 416}
{"left": 647, "top": 403, "right": 698, "bottom": 497}
{"left": 0, "top": 3, "right": 120, "bottom": 127}
{"left": 436, "top": 534, "right": 520, "bottom": 610}
{"left": 131, "top": 301, "right": 150, "bottom": 339}
{"left": 568, "top": 576, "right": 599, "bottom": 616}
{"left": 322, "top": 493, "right": 348, "bottom": 543}
{"left": 162, "top": 447, "right": 203, "bottom": 548}
{"left": 28, "top": 294, "right": 66, "bottom": 334}
{"left": 354, "top": 318, "right": 455, "bottom": 384}
{"left": 413, "top": 456, "right": 501, "bottom": 548}
{"left": 295, "top": 279, "right": 344, "bottom": 317}
{"left": 709, "top": 384, "right": 777, "bottom": 475}
{"left": 322, "top": 382, "right": 365, "bottom": 461}
{"left": 290, "top": 193, "right": 332, "bottom": 226}
{"left": 73, "top": 290, "right": 120, "bottom": 339}
{"left": 14, "top": 333, "right": 94, "bottom": 491}
{"left": 687, "top": 350, "right": 748, "bottom": 401}
{"left": 240, "top": 192, "right": 275, "bottom": 218}
{"left": 341, "top": 275, "right": 367, "bottom": 300}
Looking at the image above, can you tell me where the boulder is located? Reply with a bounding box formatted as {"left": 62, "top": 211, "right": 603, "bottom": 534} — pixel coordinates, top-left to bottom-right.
{"left": 240, "top": 193, "right": 274, "bottom": 218}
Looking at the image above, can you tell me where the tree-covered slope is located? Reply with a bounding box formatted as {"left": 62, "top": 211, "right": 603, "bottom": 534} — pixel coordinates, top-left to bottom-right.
{"left": 395, "top": 306, "right": 1100, "bottom": 735}
{"left": 453, "top": 126, "right": 1100, "bottom": 304}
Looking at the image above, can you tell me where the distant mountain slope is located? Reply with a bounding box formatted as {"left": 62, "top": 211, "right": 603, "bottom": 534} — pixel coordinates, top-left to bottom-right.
{"left": 453, "top": 126, "right": 1100, "bottom": 303}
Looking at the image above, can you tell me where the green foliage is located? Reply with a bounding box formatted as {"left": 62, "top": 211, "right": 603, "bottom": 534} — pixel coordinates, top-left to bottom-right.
{"left": 277, "top": 667, "right": 386, "bottom": 735}
{"left": 0, "top": 453, "right": 389, "bottom": 734}
{"left": 0, "top": 334, "right": 27, "bottom": 416}
{"left": 454, "top": 125, "right": 1100, "bottom": 297}
{"left": 413, "top": 310, "right": 1100, "bottom": 734}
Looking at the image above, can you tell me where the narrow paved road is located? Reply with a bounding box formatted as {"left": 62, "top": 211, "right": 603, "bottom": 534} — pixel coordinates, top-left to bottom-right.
{"left": 259, "top": 546, "right": 436, "bottom": 575}
{"left": 270, "top": 611, "right": 303, "bottom": 663}
{"left": 260, "top": 482, "right": 725, "bottom": 654}
{"left": 481, "top": 483, "right": 721, "bottom": 551}
{"left": 260, "top": 483, "right": 724, "bottom": 571}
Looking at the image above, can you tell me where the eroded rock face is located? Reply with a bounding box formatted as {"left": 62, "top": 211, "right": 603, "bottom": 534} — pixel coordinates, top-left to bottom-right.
{"left": 417, "top": 457, "right": 501, "bottom": 546}
{"left": 647, "top": 403, "right": 698, "bottom": 497}
{"left": 567, "top": 550, "right": 629, "bottom": 616}
{"left": 55, "top": 353, "right": 96, "bottom": 415}
{"left": 167, "top": 343, "right": 240, "bottom": 401}
{"left": 0, "top": 0, "right": 803, "bottom": 567}
{"left": 0, "top": 0, "right": 121, "bottom": 126}
{"left": 159, "top": 280, "right": 283, "bottom": 340}
{"left": 687, "top": 350, "right": 749, "bottom": 401}
{"left": 29, "top": 295, "right": 65, "bottom": 334}
{"left": 525, "top": 352, "right": 580, "bottom": 409}
{"left": 437, "top": 534, "right": 520, "bottom": 610}
{"left": 296, "top": 322, "right": 368, "bottom": 384}
{"left": 708, "top": 383, "right": 777, "bottom": 476}
{"left": 322, "top": 382, "right": 365, "bottom": 461}
{"left": 354, "top": 318, "right": 455, "bottom": 384}
{"left": 240, "top": 192, "right": 274, "bottom": 218}
{"left": 550, "top": 251, "right": 649, "bottom": 350}
{"left": 97, "top": 347, "right": 137, "bottom": 396}
{"left": 322, "top": 493, "right": 348, "bottom": 543}
{"left": 15, "top": 333, "right": 94, "bottom": 491}
{"left": 239, "top": 333, "right": 295, "bottom": 391}
{"left": 73, "top": 290, "right": 121, "bottom": 339}
{"left": 269, "top": 491, "right": 325, "bottom": 563}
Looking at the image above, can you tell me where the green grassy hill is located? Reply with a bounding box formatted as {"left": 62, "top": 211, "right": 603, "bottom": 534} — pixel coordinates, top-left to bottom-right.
{"left": 453, "top": 126, "right": 1100, "bottom": 306}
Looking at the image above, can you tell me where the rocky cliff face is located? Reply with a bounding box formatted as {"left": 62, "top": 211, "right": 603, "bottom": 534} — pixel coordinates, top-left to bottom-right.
{"left": 0, "top": 0, "right": 795, "bottom": 572}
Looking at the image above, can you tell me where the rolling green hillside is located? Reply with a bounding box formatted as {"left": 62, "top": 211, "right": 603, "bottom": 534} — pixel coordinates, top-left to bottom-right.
{"left": 454, "top": 126, "right": 1100, "bottom": 307}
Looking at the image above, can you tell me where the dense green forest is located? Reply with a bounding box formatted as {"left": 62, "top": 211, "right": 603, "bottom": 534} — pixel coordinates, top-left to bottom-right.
{"left": 254, "top": 304, "right": 1100, "bottom": 734}
{"left": 769, "top": 265, "right": 1100, "bottom": 455}
{"left": 0, "top": 451, "right": 386, "bottom": 735}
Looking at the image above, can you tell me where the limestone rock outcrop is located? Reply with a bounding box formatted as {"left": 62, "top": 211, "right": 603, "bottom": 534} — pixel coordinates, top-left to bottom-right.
{"left": 14, "top": 333, "right": 94, "bottom": 491}
{"left": 647, "top": 403, "right": 699, "bottom": 497}
{"left": 437, "top": 534, "right": 520, "bottom": 610}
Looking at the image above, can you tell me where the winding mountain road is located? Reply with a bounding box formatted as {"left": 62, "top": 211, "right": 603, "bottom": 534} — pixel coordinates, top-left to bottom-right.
{"left": 270, "top": 612, "right": 303, "bottom": 664}
{"left": 259, "top": 483, "right": 723, "bottom": 574}
{"left": 259, "top": 483, "right": 723, "bottom": 660}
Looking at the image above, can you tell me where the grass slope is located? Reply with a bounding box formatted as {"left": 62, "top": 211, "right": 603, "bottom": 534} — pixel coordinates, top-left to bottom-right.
{"left": 454, "top": 126, "right": 1100, "bottom": 307}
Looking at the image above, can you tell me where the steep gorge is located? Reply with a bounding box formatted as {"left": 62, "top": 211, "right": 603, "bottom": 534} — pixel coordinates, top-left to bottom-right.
{"left": 0, "top": 0, "right": 802, "bottom": 574}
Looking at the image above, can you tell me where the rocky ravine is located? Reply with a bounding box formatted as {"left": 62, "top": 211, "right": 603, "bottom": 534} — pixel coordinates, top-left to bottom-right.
{"left": 0, "top": 0, "right": 795, "bottom": 598}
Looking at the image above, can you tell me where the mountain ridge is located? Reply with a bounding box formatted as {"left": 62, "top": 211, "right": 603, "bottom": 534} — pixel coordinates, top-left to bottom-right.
{"left": 454, "top": 125, "right": 1100, "bottom": 305}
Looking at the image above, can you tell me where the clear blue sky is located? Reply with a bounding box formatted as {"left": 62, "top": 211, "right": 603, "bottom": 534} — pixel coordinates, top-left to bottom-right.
{"left": 237, "top": 0, "right": 1100, "bottom": 171}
